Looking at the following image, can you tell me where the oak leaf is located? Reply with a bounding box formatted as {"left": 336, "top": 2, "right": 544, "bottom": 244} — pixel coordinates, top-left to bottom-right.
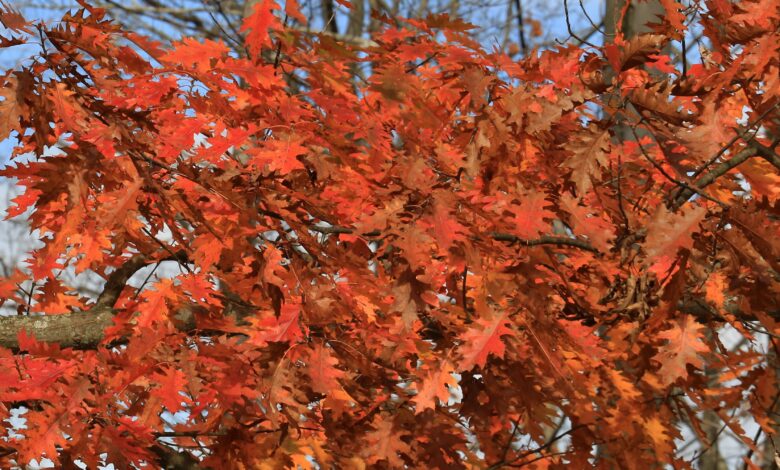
{"left": 412, "top": 359, "right": 457, "bottom": 413}
{"left": 654, "top": 316, "right": 709, "bottom": 386}
{"left": 562, "top": 127, "right": 611, "bottom": 196}
{"left": 241, "top": 0, "right": 281, "bottom": 57}
{"left": 151, "top": 367, "right": 188, "bottom": 412}
{"left": 643, "top": 205, "right": 707, "bottom": 276}
{"left": 363, "top": 414, "right": 413, "bottom": 467}
{"left": 458, "top": 312, "right": 513, "bottom": 370}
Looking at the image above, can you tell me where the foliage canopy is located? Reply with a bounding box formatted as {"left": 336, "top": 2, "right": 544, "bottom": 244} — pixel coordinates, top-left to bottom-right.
{"left": 0, "top": 0, "right": 779, "bottom": 468}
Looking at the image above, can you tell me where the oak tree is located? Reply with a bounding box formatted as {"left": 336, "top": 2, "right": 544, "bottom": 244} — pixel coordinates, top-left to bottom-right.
{"left": 0, "top": 0, "right": 779, "bottom": 468}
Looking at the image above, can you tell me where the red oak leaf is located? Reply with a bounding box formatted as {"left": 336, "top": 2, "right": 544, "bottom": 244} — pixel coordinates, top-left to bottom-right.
{"left": 458, "top": 312, "right": 513, "bottom": 370}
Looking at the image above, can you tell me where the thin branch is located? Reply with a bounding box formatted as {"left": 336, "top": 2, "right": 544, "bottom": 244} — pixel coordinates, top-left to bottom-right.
{"left": 155, "top": 431, "right": 225, "bottom": 438}
{"left": 615, "top": 152, "right": 630, "bottom": 229}
{"left": 563, "top": 0, "right": 597, "bottom": 47}
{"left": 22, "top": 280, "right": 35, "bottom": 316}
{"left": 742, "top": 393, "right": 780, "bottom": 469}
{"left": 507, "top": 450, "right": 573, "bottom": 467}
{"left": 204, "top": 3, "right": 244, "bottom": 52}
{"left": 578, "top": 0, "right": 605, "bottom": 36}
{"left": 512, "top": 0, "right": 527, "bottom": 54}
{"left": 489, "top": 424, "right": 589, "bottom": 469}
{"left": 672, "top": 147, "right": 755, "bottom": 208}
{"left": 499, "top": 418, "right": 522, "bottom": 464}
{"left": 308, "top": 224, "right": 599, "bottom": 253}
{"left": 288, "top": 24, "right": 378, "bottom": 48}
{"left": 489, "top": 233, "right": 600, "bottom": 253}
{"left": 462, "top": 264, "right": 470, "bottom": 321}
{"left": 210, "top": 0, "right": 246, "bottom": 46}
{"left": 688, "top": 102, "right": 779, "bottom": 179}
{"left": 626, "top": 124, "right": 727, "bottom": 208}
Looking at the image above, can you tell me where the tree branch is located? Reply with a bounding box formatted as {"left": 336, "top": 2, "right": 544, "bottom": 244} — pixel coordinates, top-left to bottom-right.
{"left": 309, "top": 224, "right": 600, "bottom": 253}
{"left": 0, "top": 253, "right": 191, "bottom": 350}
{"left": 748, "top": 138, "right": 780, "bottom": 170}
{"left": 672, "top": 147, "right": 755, "bottom": 207}
{"left": 95, "top": 255, "right": 148, "bottom": 309}
{"left": 0, "top": 308, "right": 115, "bottom": 350}
{"left": 488, "top": 423, "right": 589, "bottom": 469}
{"left": 0, "top": 220, "right": 600, "bottom": 350}
{"left": 0, "top": 255, "right": 151, "bottom": 349}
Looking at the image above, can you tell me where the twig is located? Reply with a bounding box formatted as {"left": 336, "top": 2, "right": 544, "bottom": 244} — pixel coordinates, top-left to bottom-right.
{"left": 627, "top": 124, "right": 727, "bottom": 208}
{"left": 141, "top": 227, "right": 193, "bottom": 274}
{"left": 405, "top": 52, "right": 439, "bottom": 74}
{"left": 688, "top": 102, "right": 779, "bottom": 179}
{"left": 512, "top": 0, "right": 527, "bottom": 54}
{"left": 499, "top": 418, "right": 522, "bottom": 464}
{"left": 273, "top": 15, "right": 288, "bottom": 69}
{"left": 563, "top": 0, "right": 596, "bottom": 47}
{"left": 672, "top": 147, "right": 755, "bottom": 207}
{"left": 741, "top": 393, "right": 780, "bottom": 469}
{"left": 616, "top": 152, "right": 630, "bottom": 229}
{"left": 155, "top": 431, "right": 225, "bottom": 438}
{"left": 22, "top": 281, "right": 35, "bottom": 316}
{"left": 286, "top": 24, "right": 378, "bottom": 48}
{"left": 489, "top": 424, "right": 589, "bottom": 469}
{"left": 308, "top": 224, "right": 599, "bottom": 253}
{"left": 578, "top": 0, "right": 605, "bottom": 36}
{"left": 462, "top": 265, "right": 470, "bottom": 321}
{"left": 507, "top": 450, "right": 573, "bottom": 467}
{"left": 133, "top": 260, "right": 161, "bottom": 300}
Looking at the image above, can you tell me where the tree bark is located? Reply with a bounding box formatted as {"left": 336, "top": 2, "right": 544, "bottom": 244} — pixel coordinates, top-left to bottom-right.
{"left": 0, "top": 308, "right": 115, "bottom": 350}
{"left": 604, "top": 0, "right": 664, "bottom": 39}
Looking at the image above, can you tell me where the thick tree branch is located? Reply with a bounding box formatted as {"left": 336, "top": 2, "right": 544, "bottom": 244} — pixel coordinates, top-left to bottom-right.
{"left": 0, "top": 255, "right": 149, "bottom": 349}
{"left": 0, "top": 308, "right": 115, "bottom": 350}
{"left": 0, "top": 253, "right": 194, "bottom": 350}
{"left": 6, "top": 212, "right": 780, "bottom": 351}
{"left": 0, "top": 222, "right": 599, "bottom": 350}
{"left": 94, "top": 255, "right": 148, "bottom": 309}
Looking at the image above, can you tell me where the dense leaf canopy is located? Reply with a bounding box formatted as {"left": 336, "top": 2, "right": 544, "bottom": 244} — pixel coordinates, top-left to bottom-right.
{"left": 0, "top": 0, "right": 778, "bottom": 468}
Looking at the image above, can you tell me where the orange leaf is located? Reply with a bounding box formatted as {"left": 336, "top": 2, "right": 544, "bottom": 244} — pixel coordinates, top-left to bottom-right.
{"left": 241, "top": 0, "right": 281, "bottom": 57}
{"left": 643, "top": 205, "right": 707, "bottom": 276}
{"left": 306, "top": 343, "right": 345, "bottom": 395}
{"left": 458, "top": 312, "right": 513, "bottom": 370}
{"left": 151, "top": 367, "right": 188, "bottom": 412}
{"left": 412, "top": 359, "right": 457, "bottom": 413}
{"left": 654, "top": 316, "right": 709, "bottom": 386}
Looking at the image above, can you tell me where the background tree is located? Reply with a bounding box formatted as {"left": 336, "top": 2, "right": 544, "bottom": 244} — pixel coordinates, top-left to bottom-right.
{"left": 1, "top": 0, "right": 779, "bottom": 468}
